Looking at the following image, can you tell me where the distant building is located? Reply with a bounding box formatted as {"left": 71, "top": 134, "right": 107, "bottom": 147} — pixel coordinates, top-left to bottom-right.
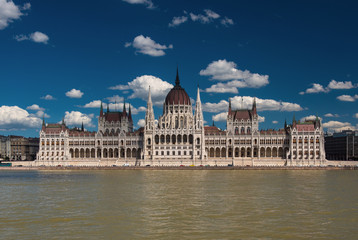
{"left": 35, "top": 69, "right": 326, "bottom": 166}
{"left": 325, "top": 130, "right": 358, "bottom": 160}
{"left": 0, "top": 135, "right": 11, "bottom": 159}
{"left": 10, "top": 136, "right": 39, "bottom": 161}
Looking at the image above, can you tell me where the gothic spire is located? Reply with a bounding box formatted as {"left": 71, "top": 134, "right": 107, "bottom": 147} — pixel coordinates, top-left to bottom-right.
{"left": 175, "top": 66, "right": 180, "bottom": 86}
{"left": 194, "top": 86, "right": 204, "bottom": 129}
{"left": 128, "top": 103, "right": 132, "bottom": 120}
{"left": 252, "top": 97, "right": 257, "bottom": 115}
{"left": 123, "top": 99, "right": 127, "bottom": 114}
{"left": 107, "top": 103, "right": 109, "bottom": 113}
{"left": 81, "top": 122, "right": 84, "bottom": 131}
{"left": 228, "top": 98, "right": 232, "bottom": 114}
{"left": 100, "top": 101, "right": 103, "bottom": 117}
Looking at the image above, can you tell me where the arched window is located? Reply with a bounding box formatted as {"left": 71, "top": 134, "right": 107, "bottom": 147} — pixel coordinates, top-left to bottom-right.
{"left": 180, "top": 117, "right": 184, "bottom": 129}
{"left": 172, "top": 135, "right": 176, "bottom": 144}
{"left": 147, "top": 138, "right": 151, "bottom": 145}
{"left": 235, "top": 127, "right": 239, "bottom": 135}
{"left": 196, "top": 138, "right": 200, "bottom": 145}
{"left": 155, "top": 135, "right": 159, "bottom": 144}
{"left": 166, "top": 135, "right": 170, "bottom": 143}
{"left": 189, "top": 135, "right": 193, "bottom": 144}
{"left": 241, "top": 127, "right": 245, "bottom": 134}
{"left": 175, "top": 117, "right": 179, "bottom": 129}
{"left": 247, "top": 127, "right": 251, "bottom": 134}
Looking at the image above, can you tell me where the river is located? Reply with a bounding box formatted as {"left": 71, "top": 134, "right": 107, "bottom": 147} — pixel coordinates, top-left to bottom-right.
{"left": 1, "top": 170, "right": 357, "bottom": 239}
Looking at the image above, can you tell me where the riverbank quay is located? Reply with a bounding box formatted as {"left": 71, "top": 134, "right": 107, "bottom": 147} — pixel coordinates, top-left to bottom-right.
{"left": 1, "top": 165, "right": 358, "bottom": 171}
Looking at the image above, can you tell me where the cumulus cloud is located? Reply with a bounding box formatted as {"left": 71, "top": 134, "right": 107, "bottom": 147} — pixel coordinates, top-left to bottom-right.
{"left": 64, "top": 111, "right": 94, "bottom": 127}
{"left": 0, "top": 0, "right": 30, "bottom": 30}
{"left": 122, "top": 0, "right": 154, "bottom": 9}
{"left": 203, "top": 96, "right": 303, "bottom": 113}
{"left": 323, "top": 121, "right": 356, "bottom": 132}
{"left": 35, "top": 110, "right": 50, "bottom": 118}
{"left": 41, "top": 94, "right": 55, "bottom": 100}
{"left": 272, "top": 120, "right": 278, "bottom": 124}
{"left": 66, "top": 89, "right": 84, "bottom": 98}
{"left": 300, "top": 79, "right": 357, "bottom": 95}
{"left": 106, "top": 95, "right": 124, "bottom": 103}
{"left": 324, "top": 113, "right": 339, "bottom": 118}
{"left": 300, "top": 115, "right": 321, "bottom": 122}
{"left": 81, "top": 100, "right": 145, "bottom": 115}
{"left": 354, "top": 113, "right": 358, "bottom": 119}
{"left": 137, "top": 119, "right": 145, "bottom": 127}
{"left": 328, "top": 80, "right": 356, "bottom": 89}
{"left": 109, "top": 75, "right": 173, "bottom": 106}
{"left": 169, "top": 15, "right": 188, "bottom": 27}
{"left": 212, "top": 112, "right": 227, "bottom": 122}
{"left": 0, "top": 105, "right": 41, "bottom": 130}
{"left": 26, "top": 104, "right": 44, "bottom": 111}
{"left": 336, "top": 94, "right": 358, "bottom": 102}
{"left": 299, "top": 83, "right": 328, "bottom": 95}
{"left": 125, "top": 35, "right": 173, "bottom": 57}
{"left": 201, "top": 60, "right": 269, "bottom": 92}
{"left": 15, "top": 31, "right": 49, "bottom": 44}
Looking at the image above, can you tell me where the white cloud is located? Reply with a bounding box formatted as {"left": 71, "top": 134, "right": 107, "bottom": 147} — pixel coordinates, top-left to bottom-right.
{"left": 203, "top": 96, "right": 303, "bottom": 113}
{"left": 169, "top": 9, "right": 233, "bottom": 28}
{"left": 300, "top": 79, "right": 357, "bottom": 94}
{"left": 203, "top": 100, "right": 229, "bottom": 113}
{"left": 190, "top": 9, "right": 220, "bottom": 24}
{"left": 64, "top": 111, "right": 94, "bottom": 127}
{"left": 301, "top": 83, "right": 328, "bottom": 94}
{"left": 205, "top": 81, "right": 239, "bottom": 93}
{"left": 15, "top": 31, "right": 49, "bottom": 44}
{"left": 337, "top": 94, "right": 358, "bottom": 102}
{"left": 41, "top": 94, "right": 55, "bottom": 100}
{"left": 200, "top": 60, "right": 269, "bottom": 91}
{"left": 323, "top": 121, "right": 356, "bottom": 132}
{"left": 109, "top": 75, "right": 173, "bottom": 106}
{"left": 327, "top": 80, "right": 356, "bottom": 89}
{"left": 26, "top": 104, "right": 44, "bottom": 111}
{"left": 137, "top": 119, "right": 145, "bottom": 127}
{"left": 82, "top": 100, "right": 146, "bottom": 115}
{"left": 0, "top": 0, "right": 30, "bottom": 30}
{"left": 354, "top": 113, "right": 358, "bottom": 119}
{"left": 272, "top": 120, "right": 278, "bottom": 124}
{"left": 66, "top": 89, "right": 84, "bottom": 98}
{"left": 300, "top": 115, "right": 321, "bottom": 122}
{"left": 221, "top": 17, "right": 234, "bottom": 26}
{"left": 258, "top": 115, "right": 265, "bottom": 123}
{"left": 125, "top": 35, "right": 173, "bottom": 57}
{"left": 122, "top": 0, "right": 154, "bottom": 9}
{"left": 106, "top": 95, "right": 123, "bottom": 103}
{"left": 324, "top": 113, "right": 339, "bottom": 117}
{"left": 0, "top": 105, "right": 41, "bottom": 130}
{"left": 35, "top": 110, "right": 50, "bottom": 118}
{"left": 212, "top": 112, "right": 227, "bottom": 122}
{"left": 169, "top": 15, "right": 188, "bottom": 27}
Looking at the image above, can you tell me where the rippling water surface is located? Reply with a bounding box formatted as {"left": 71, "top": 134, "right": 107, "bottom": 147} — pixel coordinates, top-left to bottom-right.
{"left": 1, "top": 170, "right": 358, "bottom": 239}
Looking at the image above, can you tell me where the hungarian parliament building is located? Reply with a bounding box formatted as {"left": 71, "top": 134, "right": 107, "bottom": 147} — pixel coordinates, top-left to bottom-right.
{"left": 35, "top": 70, "right": 326, "bottom": 167}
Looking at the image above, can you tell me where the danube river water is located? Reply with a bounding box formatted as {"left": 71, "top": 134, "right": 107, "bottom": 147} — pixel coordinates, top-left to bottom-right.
{"left": 1, "top": 170, "right": 358, "bottom": 239}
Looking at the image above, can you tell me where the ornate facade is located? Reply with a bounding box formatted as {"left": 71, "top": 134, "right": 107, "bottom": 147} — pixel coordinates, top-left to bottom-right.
{"left": 35, "top": 69, "right": 326, "bottom": 167}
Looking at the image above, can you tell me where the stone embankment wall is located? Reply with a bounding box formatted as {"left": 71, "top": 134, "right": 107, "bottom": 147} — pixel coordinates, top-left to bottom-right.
{"left": 2, "top": 159, "right": 357, "bottom": 168}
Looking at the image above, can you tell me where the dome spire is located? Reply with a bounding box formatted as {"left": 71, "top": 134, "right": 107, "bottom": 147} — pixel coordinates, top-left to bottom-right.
{"left": 175, "top": 66, "right": 180, "bottom": 86}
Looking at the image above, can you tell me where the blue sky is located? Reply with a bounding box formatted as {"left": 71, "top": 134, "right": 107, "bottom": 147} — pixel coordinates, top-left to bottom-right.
{"left": 0, "top": 0, "right": 357, "bottom": 137}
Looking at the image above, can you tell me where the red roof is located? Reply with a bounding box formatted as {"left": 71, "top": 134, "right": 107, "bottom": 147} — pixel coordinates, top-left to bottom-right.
{"left": 165, "top": 86, "right": 191, "bottom": 105}
{"left": 229, "top": 110, "right": 253, "bottom": 120}
{"left": 297, "top": 124, "right": 315, "bottom": 132}
{"left": 104, "top": 112, "right": 126, "bottom": 122}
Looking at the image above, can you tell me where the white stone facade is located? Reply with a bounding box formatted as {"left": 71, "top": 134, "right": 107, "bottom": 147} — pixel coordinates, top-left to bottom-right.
{"left": 35, "top": 70, "right": 326, "bottom": 167}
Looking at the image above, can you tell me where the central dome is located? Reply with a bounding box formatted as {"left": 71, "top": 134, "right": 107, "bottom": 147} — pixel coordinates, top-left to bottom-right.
{"left": 164, "top": 69, "right": 191, "bottom": 106}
